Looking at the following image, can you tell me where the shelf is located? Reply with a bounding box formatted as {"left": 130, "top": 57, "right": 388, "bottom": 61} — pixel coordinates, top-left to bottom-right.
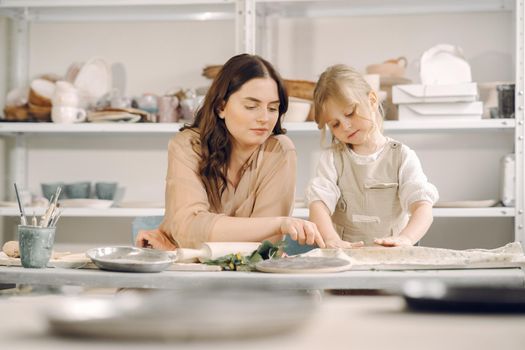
{"left": 0, "top": 0, "right": 515, "bottom": 22}
{"left": 0, "top": 206, "right": 515, "bottom": 218}
{"left": 0, "top": 1, "right": 235, "bottom": 22}
{"left": 383, "top": 119, "right": 515, "bottom": 131}
{"left": 0, "top": 122, "right": 186, "bottom": 134}
{"left": 255, "top": 0, "right": 515, "bottom": 18}
{"left": 0, "top": 122, "right": 319, "bottom": 134}
{"left": 0, "top": 119, "right": 515, "bottom": 134}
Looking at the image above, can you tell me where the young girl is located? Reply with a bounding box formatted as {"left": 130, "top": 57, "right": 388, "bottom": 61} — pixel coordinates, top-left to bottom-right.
{"left": 306, "top": 64, "right": 438, "bottom": 248}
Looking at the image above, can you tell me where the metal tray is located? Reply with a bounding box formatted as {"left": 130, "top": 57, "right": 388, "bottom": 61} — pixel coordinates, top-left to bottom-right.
{"left": 86, "top": 246, "right": 175, "bottom": 273}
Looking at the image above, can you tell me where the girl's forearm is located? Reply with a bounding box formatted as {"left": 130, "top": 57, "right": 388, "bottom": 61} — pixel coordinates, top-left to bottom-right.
{"left": 400, "top": 201, "right": 433, "bottom": 244}
{"left": 309, "top": 200, "right": 340, "bottom": 242}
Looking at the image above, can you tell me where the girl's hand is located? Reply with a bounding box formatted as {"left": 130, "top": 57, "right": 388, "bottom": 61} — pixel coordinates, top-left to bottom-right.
{"left": 280, "top": 217, "right": 326, "bottom": 248}
{"left": 325, "top": 238, "right": 364, "bottom": 249}
{"left": 135, "top": 229, "right": 177, "bottom": 251}
{"left": 374, "top": 236, "right": 413, "bottom": 247}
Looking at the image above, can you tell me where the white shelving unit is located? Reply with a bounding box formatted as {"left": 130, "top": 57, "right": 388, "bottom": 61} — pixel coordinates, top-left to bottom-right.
{"left": 253, "top": 0, "right": 525, "bottom": 247}
{"left": 0, "top": 0, "right": 523, "bottom": 246}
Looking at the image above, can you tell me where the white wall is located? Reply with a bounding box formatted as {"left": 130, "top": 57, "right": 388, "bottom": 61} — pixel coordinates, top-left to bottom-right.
{"left": 271, "top": 12, "right": 514, "bottom": 82}
{"left": 0, "top": 11, "right": 517, "bottom": 250}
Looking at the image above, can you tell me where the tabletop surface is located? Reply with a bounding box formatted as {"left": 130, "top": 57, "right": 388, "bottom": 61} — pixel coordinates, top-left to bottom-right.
{"left": 1, "top": 265, "right": 524, "bottom": 290}
{"left": 1, "top": 293, "right": 524, "bottom": 350}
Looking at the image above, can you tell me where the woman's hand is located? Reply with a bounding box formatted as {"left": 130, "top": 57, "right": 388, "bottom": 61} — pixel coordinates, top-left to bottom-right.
{"left": 280, "top": 217, "right": 326, "bottom": 248}
{"left": 325, "top": 238, "right": 364, "bottom": 249}
{"left": 135, "top": 229, "right": 177, "bottom": 251}
{"left": 374, "top": 235, "right": 413, "bottom": 247}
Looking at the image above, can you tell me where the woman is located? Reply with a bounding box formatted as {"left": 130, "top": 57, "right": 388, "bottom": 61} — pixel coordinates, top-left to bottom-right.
{"left": 136, "top": 54, "right": 325, "bottom": 249}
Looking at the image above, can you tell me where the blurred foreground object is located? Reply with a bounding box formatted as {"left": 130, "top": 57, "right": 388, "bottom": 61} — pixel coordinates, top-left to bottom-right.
{"left": 47, "top": 287, "right": 317, "bottom": 340}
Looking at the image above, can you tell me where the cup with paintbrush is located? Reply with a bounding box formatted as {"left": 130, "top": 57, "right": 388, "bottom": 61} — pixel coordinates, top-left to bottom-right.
{"left": 16, "top": 184, "right": 63, "bottom": 268}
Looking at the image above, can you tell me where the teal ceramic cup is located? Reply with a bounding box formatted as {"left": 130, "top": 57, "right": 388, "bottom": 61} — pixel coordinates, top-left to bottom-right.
{"left": 95, "top": 182, "right": 118, "bottom": 200}
{"left": 65, "top": 182, "right": 91, "bottom": 199}
{"left": 18, "top": 225, "right": 56, "bottom": 268}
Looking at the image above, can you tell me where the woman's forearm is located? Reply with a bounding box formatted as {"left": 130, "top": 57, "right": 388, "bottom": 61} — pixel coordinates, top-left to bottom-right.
{"left": 209, "top": 216, "right": 285, "bottom": 242}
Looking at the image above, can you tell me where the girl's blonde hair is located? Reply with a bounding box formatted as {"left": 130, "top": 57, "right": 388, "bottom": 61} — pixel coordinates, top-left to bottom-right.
{"left": 313, "top": 64, "right": 384, "bottom": 147}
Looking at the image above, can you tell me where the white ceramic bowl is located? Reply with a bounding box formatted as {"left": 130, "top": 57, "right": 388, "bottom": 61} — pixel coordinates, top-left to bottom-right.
{"left": 284, "top": 98, "right": 311, "bottom": 122}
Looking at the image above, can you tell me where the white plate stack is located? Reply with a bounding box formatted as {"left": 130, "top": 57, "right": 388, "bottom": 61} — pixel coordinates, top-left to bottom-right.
{"left": 393, "top": 83, "right": 482, "bottom": 121}
{"left": 393, "top": 44, "right": 482, "bottom": 121}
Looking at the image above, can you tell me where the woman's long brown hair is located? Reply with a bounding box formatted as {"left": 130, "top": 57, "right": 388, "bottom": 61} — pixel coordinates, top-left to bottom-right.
{"left": 181, "top": 54, "right": 288, "bottom": 212}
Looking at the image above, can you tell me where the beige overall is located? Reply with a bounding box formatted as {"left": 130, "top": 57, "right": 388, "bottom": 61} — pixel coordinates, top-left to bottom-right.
{"left": 331, "top": 140, "right": 409, "bottom": 246}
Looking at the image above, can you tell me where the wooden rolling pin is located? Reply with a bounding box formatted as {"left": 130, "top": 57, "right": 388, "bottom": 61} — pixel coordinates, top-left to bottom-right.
{"left": 175, "top": 242, "right": 261, "bottom": 263}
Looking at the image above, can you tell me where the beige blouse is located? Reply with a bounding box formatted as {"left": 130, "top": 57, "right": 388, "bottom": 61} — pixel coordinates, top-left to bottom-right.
{"left": 158, "top": 129, "right": 297, "bottom": 248}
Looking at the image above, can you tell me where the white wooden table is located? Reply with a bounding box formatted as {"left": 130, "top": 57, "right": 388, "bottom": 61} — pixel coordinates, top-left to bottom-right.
{"left": 0, "top": 266, "right": 523, "bottom": 290}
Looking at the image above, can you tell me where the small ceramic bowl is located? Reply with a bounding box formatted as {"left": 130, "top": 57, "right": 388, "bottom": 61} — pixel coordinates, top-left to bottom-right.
{"left": 65, "top": 182, "right": 91, "bottom": 199}
{"left": 284, "top": 98, "right": 311, "bottom": 122}
{"left": 95, "top": 182, "right": 118, "bottom": 200}
{"left": 41, "top": 182, "right": 66, "bottom": 201}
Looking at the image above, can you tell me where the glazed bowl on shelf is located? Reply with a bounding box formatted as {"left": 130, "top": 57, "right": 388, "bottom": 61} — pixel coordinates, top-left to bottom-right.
{"left": 284, "top": 98, "right": 311, "bottom": 123}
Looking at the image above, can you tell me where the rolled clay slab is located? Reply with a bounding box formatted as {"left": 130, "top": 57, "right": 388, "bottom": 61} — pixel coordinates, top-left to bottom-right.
{"left": 256, "top": 256, "right": 352, "bottom": 273}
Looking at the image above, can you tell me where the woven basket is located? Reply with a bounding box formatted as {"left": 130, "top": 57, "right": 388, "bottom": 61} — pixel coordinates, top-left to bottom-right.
{"left": 202, "top": 65, "right": 222, "bottom": 79}
{"left": 28, "top": 103, "right": 51, "bottom": 121}
{"left": 284, "top": 79, "right": 315, "bottom": 101}
{"left": 3, "top": 105, "right": 29, "bottom": 121}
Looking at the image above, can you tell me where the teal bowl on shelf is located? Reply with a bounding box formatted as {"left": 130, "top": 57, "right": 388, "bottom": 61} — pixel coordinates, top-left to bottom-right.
{"left": 41, "top": 182, "right": 66, "bottom": 201}
{"left": 65, "top": 182, "right": 91, "bottom": 199}
{"left": 95, "top": 182, "right": 118, "bottom": 200}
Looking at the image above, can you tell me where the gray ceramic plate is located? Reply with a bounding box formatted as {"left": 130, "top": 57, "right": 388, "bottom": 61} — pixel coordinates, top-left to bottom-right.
{"left": 256, "top": 256, "right": 352, "bottom": 273}
{"left": 86, "top": 246, "right": 175, "bottom": 273}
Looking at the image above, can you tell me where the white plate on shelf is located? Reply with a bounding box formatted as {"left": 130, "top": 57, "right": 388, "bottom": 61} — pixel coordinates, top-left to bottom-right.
{"left": 434, "top": 199, "right": 498, "bottom": 208}
{"left": 59, "top": 199, "right": 113, "bottom": 208}
{"left": 73, "top": 57, "right": 111, "bottom": 105}
{"left": 117, "top": 201, "right": 164, "bottom": 208}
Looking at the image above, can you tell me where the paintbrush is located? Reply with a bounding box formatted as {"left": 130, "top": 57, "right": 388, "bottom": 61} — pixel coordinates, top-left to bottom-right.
{"left": 13, "top": 183, "right": 27, "bottom": 226}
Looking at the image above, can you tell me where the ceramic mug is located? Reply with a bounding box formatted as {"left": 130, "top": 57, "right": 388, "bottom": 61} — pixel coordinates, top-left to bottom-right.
{"left": 52, "top": 106, "right": 87, "bottom": 123}
{"left": 157, "top": 95, "right": 180, "bottom": 123}
{"left": 18, "top": 225, "right": 56, "bottom": 268}
{"left": 52, "top": 81, "right": 80, "bottom": 107}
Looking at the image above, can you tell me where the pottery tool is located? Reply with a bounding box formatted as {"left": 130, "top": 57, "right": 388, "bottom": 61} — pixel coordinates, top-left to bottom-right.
{"left": 52, "top": 186, "right": 61, "bottom": 208}
{"left": 50, "top": 209, "right": 63, "bottom": 228}
{"left": 39, "top": 194, "right": 53, "bottom": 227}
{"left": 13, "top": 183, "right": 27, "bottom": 226}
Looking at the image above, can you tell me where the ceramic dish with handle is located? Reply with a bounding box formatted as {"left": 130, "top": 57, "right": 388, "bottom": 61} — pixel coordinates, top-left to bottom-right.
{"left": 86, "top": 246, "right": 175, "bottom": 273}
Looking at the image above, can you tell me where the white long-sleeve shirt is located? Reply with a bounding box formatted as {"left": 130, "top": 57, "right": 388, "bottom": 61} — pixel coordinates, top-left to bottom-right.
{"left": 306, "top": 138, "right": 439, "bottom": 215}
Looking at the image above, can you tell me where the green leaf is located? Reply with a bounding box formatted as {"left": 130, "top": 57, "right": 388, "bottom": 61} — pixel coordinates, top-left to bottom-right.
{"left": 202, "top": 240, "right": 287, "bottom": 271}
